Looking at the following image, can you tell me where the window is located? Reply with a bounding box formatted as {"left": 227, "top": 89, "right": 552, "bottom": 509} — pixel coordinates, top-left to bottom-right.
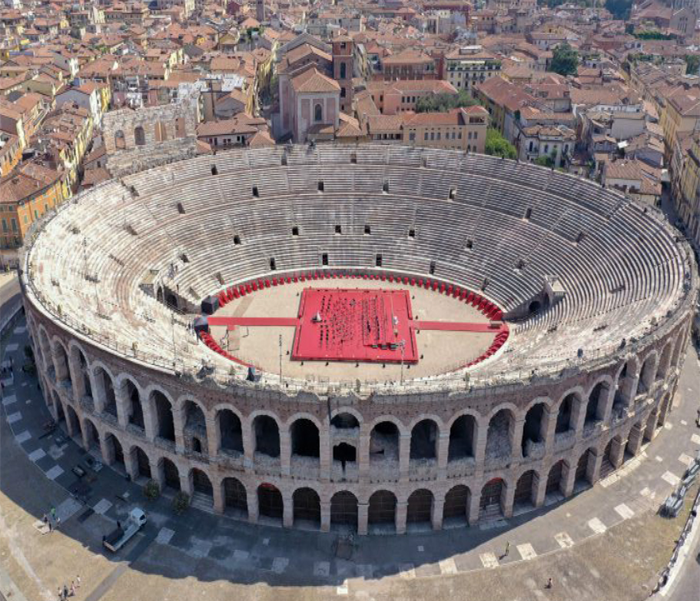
{"left": 177, "top": 202, "right": 185, "bottom": 214}
{"left": 134, "top": 126, "right": 146, "bottom": 146}
{"left": 234, "top": 235, "right": 241, "bottom": 245}
{"left": 11, "top": 218, "right": 17, "bottom": 232}
{"left": 465, "top": 239, "right": 473, "bottom": 249}
{"left": 292, "top": 226, "right": 299, "bottom": 236}
{"left": 314, "top": 103, "right": 323, "bottom": 122}
{"left": 364, "top": 225, "right": 371, "bottom": 235}
{"left": 322, "top": 253, "right": 329, "bottom": 266}
{"left": 270, "top": 258, "right": 276, "bottom": 270}
{"left": 382, "top": 181, "right": 389, "bottom": 193}
{"left": 524, "top": 208, "right": 532, "bottom": 220}
{"left": 1, "top": 219, "right": 6, "bottom": 233}
{"left": 424, "top": 132, "right": 429, "bottom": 141}
{"left": 340, "top": 87, "right": 346, "bottom": 98}
{"left": 335, "top": 225, "right": 342, "bottom": 234}
{"left": 429, "top": 261, "right": 436, "bottom": 275}
{"left": 340, "top": 62, "right": 346, "bottom": 79}
{"left": 408, "top": 228, "right": 416, "bottom": 238}
{"left": 449, "top": 188, "right": 456, "bottom": 200}
{"left": 376, "top": 254, "right": 382, "bottom": 267}
{"left": 318, "top": 181, "right": 324, "bottom": 192}
{"left": 252, "top": 186, "right": 259, "bottom": 197}
{"left": 211, "top": 165, "right": 218, "bottom": 175}
{"left": 409, "top": 132, "right": 415, "bottom": 141}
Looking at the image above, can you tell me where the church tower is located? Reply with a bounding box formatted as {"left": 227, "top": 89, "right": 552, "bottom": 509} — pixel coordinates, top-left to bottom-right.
{"left": 332, "top": 35, "right": 354, "bottom": 114}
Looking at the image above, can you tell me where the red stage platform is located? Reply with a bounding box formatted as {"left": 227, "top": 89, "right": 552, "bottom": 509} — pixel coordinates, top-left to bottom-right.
{"left": 291, "top": 288, "right": 418, "bottom": 364}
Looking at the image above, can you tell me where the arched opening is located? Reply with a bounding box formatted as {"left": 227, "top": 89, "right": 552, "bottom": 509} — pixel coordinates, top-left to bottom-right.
{"left": 55, "top": 398, "right": 66, "bottom": 423}
{"left": 656, "top": 343, "right": 673, "bottom": 381}
{"left": 160, "top": 458, "right": 180, "bottom": 491}
{"left": 330, "top": 413, "right": 359, "bottom": 430}
{"left": 370, "top": 421, "right": 399, "bottom": 463}
{"left": 585, "top": 382, "right": 608, "bottom": 427}
{"left": 522, "top": 403, "right": 546, "bottom": 457}
{"left": 125, "top": 380, "right": 144, "bottom": 430}
{"left": 407, "top": 489, "right": 433, "bottom": 527}
{"left": 556, "top": 394, "right": 577, "bottom": 435}
{"left": 66, "top": 405, "right": 82, "bottom": 440}
{"left": 514, "top": 470, "right": 537, "bottom": 511}
{"left": 258, "top": 483, "right": 283, "bottom": 522}
{"left": 480, "top": 478, "right": 505, "bottom": 520}
{"left": 600, "top": 439, "right": 615, "bottom": 478}
{"left": 190, "top": 468, "right": 213, "bottom": 504}
{"left": 333, "top": 443, "right": 356, "bottom": 464}
{"left": 410, "top": 419, "right": 438, "bottom": 460}
{"left": 254, "top": 415, "right": 280, "bottom": 458}
{"left": 448, "top": 414, "right": 476, "bottom": 461}
{"left": 222, "top": 477, "right": 248, "bottom": 518}
{"left": 644, "top": 410, "right": 658, "bottom": 442}
{"left": 71, "top": 348, "right": 92, "bottom": 401}
{"left": 152, "top": 391, "right": 175, "bottom": 442}
{"left": 39, "top": 329, "right": 51, "bottom": 370}
{"left": 183, "top": 400, "right": 208, "bottom": 455}
{"left": 290, "top": 419, "right": 320, "bottom": 458}
{"left": 131, "top": 446, "right": 152, "bottom": 480}
{"left": 485, "top": 409, "right": 514, "bottom": 460}
{"left": 546, "top": 460, "right": 565, "bottom": 497}
{"left": 671, "top": 328, "right": 687, "bottom": 368}
{"left": 528, "top": 300, "right": 541, "bottom": 314}
{"left": 293, "top": 487, "right": 321, "bottom": 527}
{"left": 114, "top": 130, "right": 125, "bottom": 150}
{"left": 368, "top": 490, "right": 397, "bottom": 532}
{"left": 314, "top": 103, "right": 323, "bottom": 122}
{"left": 657, "top": 393, "right": 672, "bottom": 427}
{"left": 636, "top": 355, "right": 656, "bottom": 395}
{"left": 155, "top": 121, "right": 168, "bottom": 142}
{"left": 443, "top": 485, "right": 470, "bottom": 526}
{"left": 331, "top": 491, "right": 358, "bottom": 531}
{"left": 95, "top": 366, "right": 116, "bottom": 416}
{"left": 105, "top": 433, "right": 124, "bottom": 468}
{"left": 83, "top": 419, "right": 99, "bottom": 451}
{"left": 218, "top": 409, "right": 243, "bottom": 455}
{"left": 134, "top": 126, "right": 146, "bottom": 146}
{"left": 575, "top": 448, "right": 595, "bottom": 489}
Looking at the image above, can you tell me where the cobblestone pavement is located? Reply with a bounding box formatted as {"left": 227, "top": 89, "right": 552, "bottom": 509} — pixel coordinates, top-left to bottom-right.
{"left": 1, "top": 314, "right": 699, "bottom": 601}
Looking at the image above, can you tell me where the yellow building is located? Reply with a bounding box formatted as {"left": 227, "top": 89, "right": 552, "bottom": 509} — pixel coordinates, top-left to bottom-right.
{"left": 676, "top": 134, "right": 700, "bottom": 246}
{"left": 660, "top": 89, "right": 700, "bottom": 157}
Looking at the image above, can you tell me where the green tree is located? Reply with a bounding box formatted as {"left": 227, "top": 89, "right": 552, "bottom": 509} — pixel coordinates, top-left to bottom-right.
{"left": 605, "top": 0, "right": 633, "bottom": 19}
{"left": 549, "top": 42, "right": 579, "bottom": 77}
{"left": 535, "top": 155, "right": 554, "bottom": 168}
{"left": 484, "top": 128, "right": 517, "bottom": 159}
{"left": 685, "top": 54, "right": 700, "bottom": 75}
{"left": 415, "top": 90, "right": 480, "bottom": 113}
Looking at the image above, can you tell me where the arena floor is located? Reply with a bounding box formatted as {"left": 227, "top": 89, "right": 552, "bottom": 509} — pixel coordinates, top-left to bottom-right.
{"left": 207, "top": 279, "right": 500, "bottom": 381}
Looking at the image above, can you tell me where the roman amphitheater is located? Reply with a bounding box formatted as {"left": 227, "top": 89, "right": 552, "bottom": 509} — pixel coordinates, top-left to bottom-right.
{"left": 21, "top": 143, "right": 697, "bottom": 535}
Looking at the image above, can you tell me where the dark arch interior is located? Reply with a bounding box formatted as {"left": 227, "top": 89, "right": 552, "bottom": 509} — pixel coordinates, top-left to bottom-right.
{"left": 291, "top": 419, "right": 320, "bottom": 458}
{"left": 254, "top": 416, "right": 280, "bottom": 457}
{"left": 410, "top": 420, "right": 438, "bottom": 460}
{"left": 449, "top": 415, "right": 476, "bottom": 461}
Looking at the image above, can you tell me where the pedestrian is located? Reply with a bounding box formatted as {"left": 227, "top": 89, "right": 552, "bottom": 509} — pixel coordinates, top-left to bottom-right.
{"left": 504, "top": 541, "right": 510, "bottom": 557}
{"left": 50, "top": 506, "right": 56, "bottom": 520}
{"left": 117, "top": 520, "right": 121, "bottom": 530}
{"left": 76, "top": 575, "right": 81, "bottom": 589}
{"left": 57, "top": 586, "right": 62, "bottom": 600}
{"left": 546, "top": 577, "right": 553, "bottom": 589}
{"left": 56, "top": 517, "right": 61, "bottom": 529}
{"left": 48, "top": 519, "right": 53, "bottom": 533}
{"left": 70, "top": 581, "right": 76, "bottom": 597}
{"left": 63, "top": 584, "right": 68, "bottom": 600}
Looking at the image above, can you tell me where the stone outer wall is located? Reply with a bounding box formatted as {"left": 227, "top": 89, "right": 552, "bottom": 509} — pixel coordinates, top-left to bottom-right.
{"left": 25, "top": 295, "right": 695, "bottom": 535}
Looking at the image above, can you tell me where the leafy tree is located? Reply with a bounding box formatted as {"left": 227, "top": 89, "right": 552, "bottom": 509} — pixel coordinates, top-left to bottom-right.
{"left": 484, "top": 128, "right": 517, "bottom": 159}
{"left": 549, "top": 42, "right": 579, "bottom": 77}
{"left": 685, "top": 54, "right": 700, "bottom": 75}
{"left": 535, "top": 155, "right": 554, "bottom": 168}
{"left": 634, "top": 30, "right": 674, "bottom": 40}
{"left": 415, "top": 90, "right": 480, "bottom": 113}
{"left": 605, "top": 0, "right": 633, "bottom": 20}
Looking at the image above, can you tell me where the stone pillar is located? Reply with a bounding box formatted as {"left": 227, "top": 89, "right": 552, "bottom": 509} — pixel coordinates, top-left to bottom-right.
{"left": 173, "top": 407, "right": 186, "bottom": 454}
{"left": 153, "top": 457, "right": 165, "bottom": 489}
{"left": 242, "top": 424, "right": 255, "bottom": 473}
{"left": 609, "top": 437, "right": 626, "bottom": 468}
{"left": 115, "top": 383, "right": 128, "bottom": 428}
{"left": 247, "top": 487, "right": 259, "bottom": 524}
{"left": 92, "top": 371, "right": 106, "bottom": 414}
{"left": 644, "top": 411, "right": 658, "bottom": 441}
{"left": 143, "top": 397, "right": 157, "bottom": 443}
{"left": 81, "top": 420, "right": 91, "bottom": 451}
{"left": 600, "top": 384, "right": 614, "bottom": 424}
{"left": 358, "top": 432, "right": 371, "bottom": 479}
{"left": 320, "top": 500, "right": 331, "bottom": 532}
{"left": 207, "top": 416, "right": 219, "bottom": 459}
{"left": 587, "top": 450, "right": 603, "bottom": 484}
{"left": 358, "top": 502, "right": 369, "bottom": 535}
{"left": 572, "top": 396, "right": 587, "bottom": 436}
{"left": 510, "top": 417, "right": 525, "bottom": 461}
{"left": 100, "top": 432, "right": 114, "bottom": 465}
{"left": 282, "top": 491, "right": 293, "bottom": 528}
{"left": 626, "top": 424, "right": 644, "bottom": 456}
{"left": 502, "top": 482, "right": 515, "bottom": 518}
{"left": 431, "top": 496, "right": 444, "bottom": 531}
{"left": 179, "top": 470, "right": 193, "bottom": 497}
{"left": 320, "top": 430, "right": 331, "bottom": 481}
{"left": 125, "top": 448, "right": 139, "bottom": 481}
{"left": 658, "top": 395, "right": 672, "bottom": 426}
{"left": 437, "top": 432, "right": 450, "bottom": 472}
{"left": 533, "top": 471, "right": 547, "bottom": 507}
{"left": 67, "top": 353, "right": 82, "bottom": 402}
{"left": 543, "top": 408, "right": 558, "bottom": 454}
{"left": 212, "top": 479, "right": 225, "bottom": 514}
{"left": 399, "top": 433, "right": 410, "bottom": 481}
{"left": 561, "top": 460, "right": 576, "bottom": 497}
{"left": 52, "top": 346, "right": 70, "bottom": 383}
{"left": 63, "top": 405, "right": 75, "bottom": 437}
{"left": 473, "top": 419, "right": 487, "bottom": 466}
{"left": 468, "top": 488, "right": 481, "bottom": 525}
{"left": 280, "top": 430, "right": 291, "bottom": 477}
{"left": 395, "top": 500, "right": 408, "bottom": 534}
